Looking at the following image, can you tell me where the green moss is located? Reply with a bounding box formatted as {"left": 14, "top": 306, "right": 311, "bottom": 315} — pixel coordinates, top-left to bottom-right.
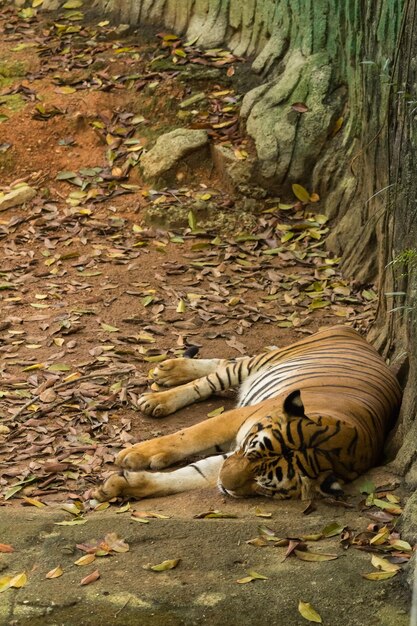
{"left": 0, "top": 152, "right": 17, "bottom": 175}
{"left": 0, "top": 94, "right": 25, "bottom": 112}
{"left": 0, "top": 60, "right": 27, "bottom": 78}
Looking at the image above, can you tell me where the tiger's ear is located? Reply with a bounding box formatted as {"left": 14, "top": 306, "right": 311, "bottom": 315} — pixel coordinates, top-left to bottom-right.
{"left": 283, "top": 390, "right": 305, "bottom": 418}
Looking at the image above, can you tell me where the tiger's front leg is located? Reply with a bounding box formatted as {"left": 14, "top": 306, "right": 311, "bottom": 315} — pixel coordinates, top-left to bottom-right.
{"left": 93, "top": 456, "right": 225, "bottom": 501}
{"left": 115, "top": 404, "right": 258, "bottom": 471}
{"left": 138, "top": 358, "right": 252, "bottom": 417}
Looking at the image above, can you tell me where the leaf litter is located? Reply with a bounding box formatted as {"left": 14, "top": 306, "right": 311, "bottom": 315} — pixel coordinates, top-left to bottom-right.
{"left": 0, "top": 6, "right": 413, "bottom": 618}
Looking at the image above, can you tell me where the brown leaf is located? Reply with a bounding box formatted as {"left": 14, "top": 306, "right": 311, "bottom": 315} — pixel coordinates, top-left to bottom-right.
{"left": 80, "top": 569, "right": 100, "bottom": 585}
{"left": 102, "top": 532, "right": 129, "bottom": 553}
{"left": 291, "top": 102, "right": 309, "bottom": 113}
{"left": 0, "top": 544, "right": 14, "bottom": 553}
{"left": 294, "top": 549, "right": 338, "bottom": 562}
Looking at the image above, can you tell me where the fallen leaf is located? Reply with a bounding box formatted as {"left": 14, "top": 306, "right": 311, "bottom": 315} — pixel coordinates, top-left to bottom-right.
{"left": 74, "top": 554, "right": 96, "bottom": 566}
{"left": 0, "top": 576, "right": 12, "bottom": 593}
{"left": 371, "top": 555, "right": 400, "bottom": 573}
{"left": 80, "top": 569, "right": 100, "bottom": 585}
{"left": 294, "top": 549, "right": 338, "bottom": 562}
{"left": 321, "top": 522, "right": 345, "bottom": 538}
{"left": 291, "top": 102, "right": 309, "bottom": 113}
{"left": 102, "top": 533, "right": 129, "bottom": 553}
{"left": 298, "top": 601, "right": 322, "bottom": 623}
{"left": 361, "top": 571, "right": 398, "bottom": 581}
{"left": 45, "top": 565, "right": 64, "bottom": 579}
{"left": 9, "top": 572, "right": 27, "bottom": 588}
{"left": 236, "top": 570, "right": 268, "bottom": 584}
{"left": 0, "top": 544, "right": 14, "bottom": 553}
{"left": 194, "top": 510, "right": 238, "bottom": 519}
{"left": 144, "top": 559, "right": 180, "bottom": 572}
{"left": 292, "top": 184, "right": 311, "bottom": 203}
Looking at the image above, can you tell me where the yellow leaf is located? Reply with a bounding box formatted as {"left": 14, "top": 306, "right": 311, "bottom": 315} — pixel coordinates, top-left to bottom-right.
{"left": 371, "top": 555, "right": 400, "bottom": 573}
{"left": 144, "top": 559, "right": 180, "bottom": 572}
{"left": 94, "top": 501, "right": 110, "bottom": 511}
{"left": 143, "top": 353, "right": 168, "bottom": 363}
{"left": 0, "top": 576, "right": 12, "bottom": 593}
{"left": 133, "top": 511, "right": 170, "bottom": 519}
{"left": 298, "top": 601, "right": 322, "bottom": 623}
{"left": 101, "top": 323, "right": 119, "bottom": 332}
{"left": 63, "top": 0, "right": 83, "bottom": 6}
{"left": 254, "top": 508, "right": 272, "bottom": 518}
{"left": 9, "top": 572, "right": 27, "bottom": 588}
{"left": 46, "top": 565, "right": 63, "bottom": 579}
{"left": 32, "top": 0, "right": 44, "bottom": 6}
{"left": 362, "top": 571, "right": 398, "bottom": 581}
{"left": 292, "top": 184, "right": 311, "bottom": 203}
{"left": 370, "top": 526, "right": 390, "bottom": 545}
{"left": 330, "top": 116, "right": 343, "bottom": 137}
{"left": 176, "top": 299, "right": 186, "bottom": 313}
{"left": 206, "top": 406, "right": 225, "bottom": 417}
{"left": 236, "top": 570, "right": 268, "bottom": 584}
{"left": 389, "top": 539, "right": 412, "bottom": 552}
{"left": 294, "top": 549, "right": 338, "bottom": 562}
{"left": 22, "top": 497, "right": 46, "bottom": 508}
{"left": 74, "top": 554, "right": 96, "bottom": 566}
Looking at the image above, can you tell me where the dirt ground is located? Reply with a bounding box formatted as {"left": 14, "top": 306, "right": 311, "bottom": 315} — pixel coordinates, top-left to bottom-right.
{"left": 0, "top": 4, "right": 412, "bottom": 625}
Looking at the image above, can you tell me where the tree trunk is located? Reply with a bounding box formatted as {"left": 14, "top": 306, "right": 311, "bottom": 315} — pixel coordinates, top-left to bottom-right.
{"left": 380, "top": 0, "right": 417, "bottom": 487}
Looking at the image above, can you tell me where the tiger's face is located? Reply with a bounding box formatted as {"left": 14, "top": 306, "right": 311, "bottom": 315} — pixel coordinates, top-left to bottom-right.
{"left": 217, "top": 390, "right": 344, "bottom": 500}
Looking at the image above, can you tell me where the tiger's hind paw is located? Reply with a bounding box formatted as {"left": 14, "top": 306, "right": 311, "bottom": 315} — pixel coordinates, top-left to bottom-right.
{"left": 137, "top": 391, "right": 177, "bottom": 417}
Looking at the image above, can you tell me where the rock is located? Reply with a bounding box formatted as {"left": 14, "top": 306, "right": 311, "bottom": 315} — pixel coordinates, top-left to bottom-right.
{"left": 140, "top": 129, "right": 209, "bottom": 180}
{"left": 0, "top": 185, "right": 36, "bottom": 212}
{"left": 210, "top": 144, "right": 254, "bottom": 192}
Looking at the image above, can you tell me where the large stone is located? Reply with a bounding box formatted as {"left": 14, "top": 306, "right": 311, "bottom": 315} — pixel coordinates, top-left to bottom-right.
{"left": 0, "top": 185, "right": 36, "bottom": 212}
{"left": 140, "top": 129, "right": 209, "bottom": 180}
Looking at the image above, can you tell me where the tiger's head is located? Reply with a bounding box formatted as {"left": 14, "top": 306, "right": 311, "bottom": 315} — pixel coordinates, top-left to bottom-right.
{"left": 217, "top": 390, "right": 344, "bottom": 500}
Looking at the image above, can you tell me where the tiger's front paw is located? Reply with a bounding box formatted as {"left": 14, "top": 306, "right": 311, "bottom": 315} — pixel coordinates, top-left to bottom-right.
{"left": 93, "top": 470, "right": 154, "bottom": 501}
{"left": 137, "top": 391, "right": 177, "bottom": 417}
{"left": 92, "top": 472, "right": 130, "bottom": 502}
{"left": 116, "top": 441, "right": 178, "bottom": 470}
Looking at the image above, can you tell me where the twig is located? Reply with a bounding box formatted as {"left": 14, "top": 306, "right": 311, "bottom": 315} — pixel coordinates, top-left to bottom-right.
{"left": 114, "top": 598, "right": 130, "bottom": 618}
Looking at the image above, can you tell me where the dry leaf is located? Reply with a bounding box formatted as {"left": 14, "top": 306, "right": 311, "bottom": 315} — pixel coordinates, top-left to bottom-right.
{"left": 45, "top": 565, "right": 63, "bottom": 579}
{"left": 361, "top": 571, "right": 398, "bottom": 581}
{"left": 294, "top": 549, "right": 338, "bottom": 562}
{"left": 80, "top": 569, "right": 100, "bottom": 585}
{"left": 298, "top": 601, "right": 322, "bottom": 623}
{"left": 144, "top": 559, "right": 180, "bottom": 572}
{"left": 0, "top": 544, "right": 14, "bottom": 553}
{"left": 236, "top": 570, "right": 268, "bottom": 584}
{"left": 9, "top": 572, "right": 27, "bottom": 588}
{"left": 103, "top": 533, "right": 129, "bottom": 553}
{"left": 74, "top": 554, "right": 96, "bottom": 566}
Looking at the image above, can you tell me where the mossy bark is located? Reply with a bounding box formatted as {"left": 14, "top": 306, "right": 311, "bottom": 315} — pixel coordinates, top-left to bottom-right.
{"left": 55, "top": 0, "right": 400, "bottom": 286}
{"left": 378, "top": 1, "right": 417, "bottom": 494}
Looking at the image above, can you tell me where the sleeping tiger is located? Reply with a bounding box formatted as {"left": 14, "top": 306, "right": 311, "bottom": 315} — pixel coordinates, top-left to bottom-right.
{"left": 93, "top": 325, "right": 401, "bottom": 502}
